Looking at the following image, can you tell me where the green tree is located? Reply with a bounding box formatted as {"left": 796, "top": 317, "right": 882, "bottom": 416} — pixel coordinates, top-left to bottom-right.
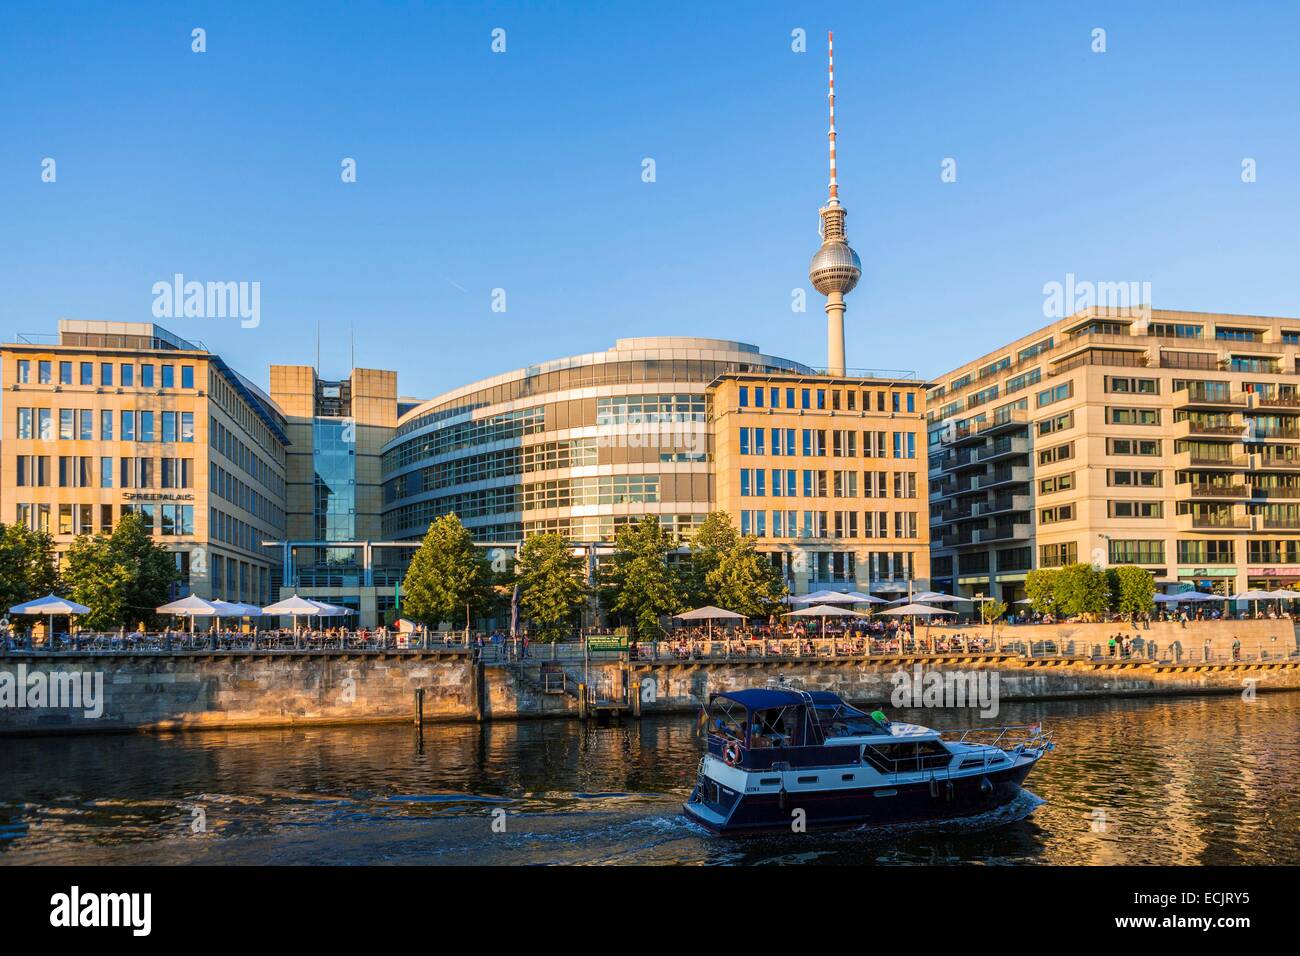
{"left": 0, "top": 522, "right": 60, "bottom": 610}
{"left": 705, "top": 534, "right": 787, "bottom": 619}
{"left": 61, "top": 513, "right": 177, "bottom": 630}
{"left": 599, "top": 516, "right": 686, "bottom": 639}
{"left": 979, "top": 598, "right": 1008, "bottom": 625}
{"left": 516, "top": 533, "right": 589, "bottom": 641}
{"left": 1024, "top": 568, "right": 1060, "bottom": 615}
{"left": 1107, "top": 565, "right": 1156, "bottom": 616}
{"left": 686, "top": 511, "right": 739, "bottom": 605}
{"left": 401, "top": 514, "right": 494, "bottom": 629}
{"left": 1054, "top": 562, "right": 1109, "bottom": 619}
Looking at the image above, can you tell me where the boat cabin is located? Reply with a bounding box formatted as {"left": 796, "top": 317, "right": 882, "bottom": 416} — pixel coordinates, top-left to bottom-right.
{"left": 705, "top": 689, "right": 946, "bottom": 771}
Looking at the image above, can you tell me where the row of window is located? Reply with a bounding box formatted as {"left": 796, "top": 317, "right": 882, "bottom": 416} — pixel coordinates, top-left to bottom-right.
{"left": 14, "top": 455, "right": 194, "bottom": 489}
{"left": 738, "top": 427, "right": 917, "bottom": 459}
{"left": 739, "top": 469, "right": 917, "bottom": 499}
{"left": 1039, "top": 538, "right": 1300, "bottom": 566}
{"left": 738, "top": 385, "right": 916, "bottom": 413}
{"left": 14, "top": 502, "right": 194, "bottom": 537}
{"left": 736, "top": 509, "right": 920, "bottom": 539}
{"left": 14, "top": 359, "right": 194, "bottom": 389}
{"left": 16, "top": 407, "right": 195, "bottom": 442}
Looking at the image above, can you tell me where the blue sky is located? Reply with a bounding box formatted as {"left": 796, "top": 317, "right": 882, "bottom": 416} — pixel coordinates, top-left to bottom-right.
{"left": 2, "top": 1, "right": 1297, "bottom": 398}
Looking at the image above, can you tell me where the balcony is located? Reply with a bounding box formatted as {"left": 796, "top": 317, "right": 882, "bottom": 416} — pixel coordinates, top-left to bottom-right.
{"left": 973, "top": 494, "right": 1030, "bottom": 517}
{"left": 1174, "top": 386, "right": 1248, "bottom": 410}
{"left": 1249, "top": 486, "right": 1300, "bottom": 499}
{"left": 1172, "top": 418, "right": 1245, "bottom": 441}
{"left": 1172, "top": 451, "right": 1251, "bottom": 472}
{"left": 974, "top": 466, "right": 1030, "bottom": 490}
{"left": 1254, "top": 453, "right": 1300, "bottom": 471}
{"left": 1188, "top": 483, "right": 1249, "bottom": 499}
{"left": 973, "top": 522, "right": 1031, "bottom": 544}
{"left": 1175, "top": 512, "right": 1255, "bottom": 532}
{"left": 1261, "top": 517, "right": 1300, "bottom": 529}
{"left": 1251, "top": 394, "right": 1300, "bottom": 410}
{"left": 1160, "top": 350, "right": 1220, "bottom": 371}
{"left": 1246, "top": 427, "right": 1300, "bottom": 444}
{"left": 975, "top": 436, "right": 1030, "bottom": 463}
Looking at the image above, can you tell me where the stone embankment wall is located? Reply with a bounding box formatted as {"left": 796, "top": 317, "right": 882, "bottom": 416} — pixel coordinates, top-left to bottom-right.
{"left": 0, "top": 650, "right": 475, "bottom": 736}
{"left": 933, "top": 618, "right": 1297, "bottom": 660}
{"left": 3, "top": 625, "right": 1299, "bottom": 737}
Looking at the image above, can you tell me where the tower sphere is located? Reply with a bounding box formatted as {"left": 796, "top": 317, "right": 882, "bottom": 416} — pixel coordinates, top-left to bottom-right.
{"left": 809, "top": 240, "right": 862, "bottom": 295}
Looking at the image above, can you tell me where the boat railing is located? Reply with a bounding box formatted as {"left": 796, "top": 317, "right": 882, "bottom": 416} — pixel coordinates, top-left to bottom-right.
{"left": 939, "top": 724, "right": 1055, "bottom": 756}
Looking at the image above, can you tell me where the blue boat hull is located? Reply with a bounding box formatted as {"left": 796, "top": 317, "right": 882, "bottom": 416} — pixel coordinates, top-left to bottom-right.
{"left": 683, "top": 759, "right": 1037, "bottom": 834}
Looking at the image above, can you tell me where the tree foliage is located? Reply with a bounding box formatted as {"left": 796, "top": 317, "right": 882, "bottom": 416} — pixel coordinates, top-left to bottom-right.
{"left": 0, "top": 522, "right": 60, "bottom": 612}
{"left": 1107, "top": 565, "right": 1156, "bottom": 615}
{"left": 705, "top": 534, "right": 788, "bottom": 619}
{"left": 516, "top": 533, "right": 589, "bottom": 642}
{"left": 979, "top": 598, "right": 1008, "bottom": 625}
{"left": 61, "top": 513, "right": 178, "bottom": 630}
{"left": 685, "top": 511, "right": 738, "bottom": 605}
{"left": 401, "top": 513, "right": 495, "bottom": 628}
{"left": 1024, "top": 569, "right": 1060, "bottom": 615}
{"left": 1053, "top": 563, "right": 1110, "bottom": 618}
{"left": 599, "top": 516, "right": 686, "bottom": 639}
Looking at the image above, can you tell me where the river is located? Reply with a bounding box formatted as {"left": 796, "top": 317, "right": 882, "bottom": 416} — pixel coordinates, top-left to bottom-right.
{"left": 1, "top": 692, "right": 1296, "bottom": 865}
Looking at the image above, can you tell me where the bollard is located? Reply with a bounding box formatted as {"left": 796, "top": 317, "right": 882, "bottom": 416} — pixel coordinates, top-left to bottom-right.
{"left": 578, "top": 682, "right": 587, "bottom": 720}
{"left": 631, "top": 680, "right": 641, "bottom": 717}
{"left": 414, "top": 687, "right": 425, "bottom": 726}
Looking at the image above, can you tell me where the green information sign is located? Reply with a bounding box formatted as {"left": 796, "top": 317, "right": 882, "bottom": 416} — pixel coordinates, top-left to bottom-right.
{"left": 586, "top": 635, "right": 629, "bottom": 652}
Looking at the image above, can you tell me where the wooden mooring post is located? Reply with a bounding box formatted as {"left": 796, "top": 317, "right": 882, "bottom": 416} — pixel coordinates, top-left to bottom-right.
{"left": 413, "top": 687, "right": 425, "bottom": 726}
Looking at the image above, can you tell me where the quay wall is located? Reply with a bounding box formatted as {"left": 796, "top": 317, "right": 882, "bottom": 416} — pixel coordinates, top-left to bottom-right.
{"left": 934, "top": 618, "right": 1298, "bottom": 660}
{"left": 3, "top": 632, "right": 1300, "bottom": 737}
{"left": 0, "top": 650, "right": 476, "bottom": 736}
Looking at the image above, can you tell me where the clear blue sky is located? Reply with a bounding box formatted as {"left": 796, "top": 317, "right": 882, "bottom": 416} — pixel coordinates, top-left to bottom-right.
{"left": 2, "top": 1, "right": 1297, "bottom": 398}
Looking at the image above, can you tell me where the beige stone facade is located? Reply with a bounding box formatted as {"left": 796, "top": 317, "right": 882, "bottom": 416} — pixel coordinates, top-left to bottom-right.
{"left": 1, "top": 321, "right": 288, "bottom": 603}
{"left": 928, "top": 307, "right": 1300, "bottom": 600}
{"left": 711, "top": 373, "right": 930, "bottom": 594}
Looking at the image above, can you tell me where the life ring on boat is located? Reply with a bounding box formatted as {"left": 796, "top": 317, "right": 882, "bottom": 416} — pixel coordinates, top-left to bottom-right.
{"left": 723, "top": 741, "right": 742, "bottom": 767}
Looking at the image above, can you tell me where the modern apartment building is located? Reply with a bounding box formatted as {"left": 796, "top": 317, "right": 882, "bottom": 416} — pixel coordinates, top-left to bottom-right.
{"left": 712, "top": 372, "right": 930, "bottom": 593}
{"left": 928, "top": 307, "right": 1300, "bottom": 601}
{"left": 1, "top": 320, "right": 289, "bottom": 604}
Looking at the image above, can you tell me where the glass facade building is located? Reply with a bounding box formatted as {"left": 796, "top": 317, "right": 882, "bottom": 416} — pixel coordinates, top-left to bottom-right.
{"left": 381, "top": 337, "right": 811, "bottom": 545}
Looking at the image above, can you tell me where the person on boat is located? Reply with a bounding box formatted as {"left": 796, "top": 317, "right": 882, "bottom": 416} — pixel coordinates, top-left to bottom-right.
{"left": 869, "top": 707, "right": 891, "bottom": 729}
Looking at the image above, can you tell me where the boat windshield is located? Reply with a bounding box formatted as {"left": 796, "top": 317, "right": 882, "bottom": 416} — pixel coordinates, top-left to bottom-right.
{"left": 814, "top": 702, "right": 888, "bottom": 738}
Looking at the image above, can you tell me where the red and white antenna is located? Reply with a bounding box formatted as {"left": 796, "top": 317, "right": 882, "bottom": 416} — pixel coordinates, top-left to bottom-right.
{"left": 827, "top": 30, "right": 838, "bottom": 204}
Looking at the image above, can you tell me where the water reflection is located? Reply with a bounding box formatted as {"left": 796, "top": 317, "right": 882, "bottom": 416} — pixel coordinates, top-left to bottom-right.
{"left": 0, "top": 692, "right": 1295, "bottom": 865}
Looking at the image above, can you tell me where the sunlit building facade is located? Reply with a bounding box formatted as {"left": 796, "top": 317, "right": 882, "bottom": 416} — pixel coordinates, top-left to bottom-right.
{"left": 1, "top": 320, "right": 288, "bottom": 603}
{"left": 928, "top": 307, "right": 1300, "bottom": 600}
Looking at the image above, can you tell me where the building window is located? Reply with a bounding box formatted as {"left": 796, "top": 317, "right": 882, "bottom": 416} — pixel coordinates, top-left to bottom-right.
{"left": 1108, "top": 540, "right": 1165, "bottom": 565}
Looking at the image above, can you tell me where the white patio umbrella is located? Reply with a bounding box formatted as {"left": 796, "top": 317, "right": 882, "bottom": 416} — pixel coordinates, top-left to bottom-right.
{"left": 879, "top": 603, "right": 956, "bottom": 616}
{"left": 262, "top": 594, "right": 329, "bottom": 633}
{"left": 906, "top": 590, "right": 969, "bottom": 603}
{"left": 674, "top": 605, "right": 745, "bottom": 638}
{"left": 790, "top": 590, "right": 888, "bottom": 605}
{"left": 783, "top": 603, "right": 865, "bottom": 637}
{"left": 879, "top": 602, "right": 956, "bottom": 653}
{"left": 9, "top": 594, "right": 91, "bottom": 643}
{"left": 156, "top": 594, "right": 220, "bottom": 634}
{"left": 1231, "top": 589, "right": 1291, "bottom": 601}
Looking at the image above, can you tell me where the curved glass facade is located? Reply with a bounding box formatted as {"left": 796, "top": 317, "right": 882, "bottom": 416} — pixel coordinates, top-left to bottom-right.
{"left": 381, "top": 337, "right": 810, "bottom": 543}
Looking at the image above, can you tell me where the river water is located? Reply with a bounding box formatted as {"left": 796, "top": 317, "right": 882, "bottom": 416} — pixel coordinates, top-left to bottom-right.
{"left": 1, "top": 692, "right": 1296, "bottom": 865}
